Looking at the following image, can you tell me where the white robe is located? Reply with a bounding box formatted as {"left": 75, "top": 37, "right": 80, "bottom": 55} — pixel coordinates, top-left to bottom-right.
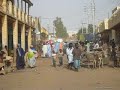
{"left": 42, "top": 45, "right": 47, "bottom": 57}
{"left": 66, "top": 47, "right": 74, "bottom": 63}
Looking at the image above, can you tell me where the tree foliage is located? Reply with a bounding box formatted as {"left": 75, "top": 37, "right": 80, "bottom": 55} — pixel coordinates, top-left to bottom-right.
{"left": 41, "top": 32, "right": 48, "bottom": 40}
{"left": 88, "top": 24, "right": 93, "bottom": 34}
{"left": 77, "top": 28, "right": 82, "bottom": 40}
{"left": 77, "top": 27, "right": 86, "bottom": 40}
{"left": 53, "top": 17, "right": 68, "bottom": 38}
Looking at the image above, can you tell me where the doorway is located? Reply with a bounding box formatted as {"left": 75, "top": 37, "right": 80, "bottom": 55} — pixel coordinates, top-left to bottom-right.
{"left": 8, "top": 19, "right": 13, "bottom": 55}
{"left": 0, "top": 16, "right": 2, "bottom": 50}
{"left": 25, "top": 29, "right": 28, "bottom": 51}
{"left": 18, "top": 24, "right": 22, "bottom": 45}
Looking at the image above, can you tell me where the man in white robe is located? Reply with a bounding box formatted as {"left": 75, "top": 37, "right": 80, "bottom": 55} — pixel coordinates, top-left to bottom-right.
{"left": 42, "top": 43, "right": 48, "bottom": 57}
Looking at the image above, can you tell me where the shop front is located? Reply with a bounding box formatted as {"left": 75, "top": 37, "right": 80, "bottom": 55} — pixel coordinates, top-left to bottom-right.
{"left": 7, "top": 18, "right": 14, "bottom": 55}
{"left": 0, "top": 16, "right": 2, "bottom": 50}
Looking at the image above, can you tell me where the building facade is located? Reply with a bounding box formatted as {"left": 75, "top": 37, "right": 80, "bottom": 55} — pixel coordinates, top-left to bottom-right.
{"left": 98, "top": 6, "right": 120, "bottom": 44}
{"left": 0, "top": 0, "right": 35, "bottom": 56}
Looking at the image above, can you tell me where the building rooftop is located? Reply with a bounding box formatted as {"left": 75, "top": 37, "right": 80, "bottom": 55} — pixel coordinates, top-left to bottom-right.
{"left": 23, "top": 0, "right": 33, "bottom": 6}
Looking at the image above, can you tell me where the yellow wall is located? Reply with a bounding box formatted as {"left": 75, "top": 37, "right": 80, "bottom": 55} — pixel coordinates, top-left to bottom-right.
{"left": 41, "top": 27, "right": 49, "bottom": 35}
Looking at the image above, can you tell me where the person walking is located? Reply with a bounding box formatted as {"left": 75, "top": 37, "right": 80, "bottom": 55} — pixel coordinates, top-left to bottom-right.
{"left": 52, "top": 50, "right": 57, "bottom": 67}
{"left": 58, "top": 49, "right": 64, "bottom": 66}
{"left": 116, "top": 47, "right": 120, "bottom": 67}
{"left": 47, "top": 43, "right": 52, "bottom": 57}
{"left": 27, "top": 45, "right": 36, "bottom": 68}
{"left": 72, "top": 43, "right": 81, "bottom": 71}
{"left": 16, "top": 44, "right": 25, "bottom": 70}
{"left": 111, "top": 39, "right": 116, "bottom": 49}
{"left": 66, "top": 43, "right": 74, "bottom": 69}
{"left": 42, "top": 42, "right": 47, "bottom": 57}
{"left": 111, "top": 48, "right": 117, "bottom": 67}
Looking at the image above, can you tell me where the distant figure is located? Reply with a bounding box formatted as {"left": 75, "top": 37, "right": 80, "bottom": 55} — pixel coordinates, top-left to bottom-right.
{"left": 59, "top": 42, "right": 63, "bottom": 50}
{"left": 16, "top": 44, "right": 25, "bottom": 70}
{"left": 111, "top": 48, "right": 117, "bottom": 67}
{"left": 94, "top": 42, "right": 99, "bottom": 49}
{"left": 42, "top": 42, "right": 47, "bottom": 57}
{"left": 116, "top": 47, "right": 120, "bottom": 67}
{"left": 111, "top": 39, "right": 116, "bottom": 49}
{"left": 54, "top": 41, "right": 60, "bottom": 53}
{"left": 86, "top": 42, "right": 90, "bottom": 52}
{"left": 52, "top": 50, "right": 57, "bottom": 67}
{"left": 47, "top": 43, "right": 52, "bottom": 57}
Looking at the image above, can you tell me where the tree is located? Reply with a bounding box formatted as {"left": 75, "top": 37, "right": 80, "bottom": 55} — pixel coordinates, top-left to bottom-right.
{"left": 77, "top": 27, "right": 86, "bottom": 40}
{"left": 88, "top": 24, "right": 93, "bottom": 34}
{"left": 53, "top": 17, "right": 68, "bottom": 38}
{"left": 83, "top": 27, "right": 87, "bottom": 34}
{"left": 77, "top": 28, "right": 82, "bottom": 40}
{"left": 41, "top": 32, "right": 48, "bottom": 40}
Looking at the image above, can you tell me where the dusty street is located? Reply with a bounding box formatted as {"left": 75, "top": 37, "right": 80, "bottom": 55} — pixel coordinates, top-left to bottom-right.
{"left": 0, "top": 56, "right": 120, "bottom": 90}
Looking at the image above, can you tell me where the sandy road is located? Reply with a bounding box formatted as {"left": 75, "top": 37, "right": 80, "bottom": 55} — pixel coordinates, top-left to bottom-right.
{"left": 0, "top": 57, "right": 120, "bottom": 90}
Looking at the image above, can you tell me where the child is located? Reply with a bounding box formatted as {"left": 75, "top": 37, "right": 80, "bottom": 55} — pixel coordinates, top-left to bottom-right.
{"left": 52, "top": 50, "right": 57, "bottom": 67}
{"left": 58, "top": 49, "right": 63, "bottom": 66}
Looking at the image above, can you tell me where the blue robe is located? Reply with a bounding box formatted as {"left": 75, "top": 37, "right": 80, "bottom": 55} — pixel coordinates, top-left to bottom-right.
{"left": 54, "top": 42, "right": 60, "bottom": 53}
{"left": 16, "top": 47, "right": 25, "bottom": 70}
{"left": 47, "top": 44, "right": 52, "bottom": 57}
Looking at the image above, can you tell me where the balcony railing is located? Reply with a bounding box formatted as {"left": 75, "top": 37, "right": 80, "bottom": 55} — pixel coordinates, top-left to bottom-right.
{"left": 21, "top": 11, "right": 25, "bottom": 21}
{"left": 2, "top": 0, "right": 35, "bottom": 28}
{"left": 98, "top": 19, "right": 108, "bottom": 33}
{"left": 108, "top": 8, "right": 120, "bottom": 29}
{"left": 25, "top": 14, "right": 28, "bottom": 23}
{"left": 18, "top": 8, "right": 22, "bottom": 20}
{"left": 13, "top": 5, "right": 17, "bottom": 18}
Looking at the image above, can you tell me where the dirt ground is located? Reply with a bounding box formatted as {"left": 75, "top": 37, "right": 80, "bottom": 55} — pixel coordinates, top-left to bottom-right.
{"left": 0, "top": 56, "right": 120, "bottom": 90}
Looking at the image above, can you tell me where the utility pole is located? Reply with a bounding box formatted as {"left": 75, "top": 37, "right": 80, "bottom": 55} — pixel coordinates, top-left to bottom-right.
{"left": 82, "top": 22, "right": 87, "bottom": 34}
{"left": 92, "top": 0, "right": 95, "bottom": 35}
{"left": 81, "top": 22, "right": 84, "bottom": 34}
{"left": 84, "top": 6, "right": 89, "bottom": 34}
{"left": 39, "top": 17, "right": 41, "bottom": 40}
{"left": 53, "top": 26, "right": 55, "bottom": 37}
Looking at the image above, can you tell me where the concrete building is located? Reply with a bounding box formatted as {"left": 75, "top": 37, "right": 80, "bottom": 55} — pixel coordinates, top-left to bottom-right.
{"left": 98, "top": 19, "right": 109, "bottom": 43}
{"left": 0, "top": 0, "right": 35, "bottom": 56}
{"left": 98, "top": 6, "right": 120, "bottom": 44}
{"left": 36, "top": 27, "right": 49, "bottom": 41}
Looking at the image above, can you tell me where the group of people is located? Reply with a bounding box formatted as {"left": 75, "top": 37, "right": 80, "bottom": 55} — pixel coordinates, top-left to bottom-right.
{"left": 42, "top": 41, "right": 64, "bottom": 67}
{"left": 42, "top": 41, "right": 63, "bottom": 58}
{"left": 55, "top": 39, "right": 120, "bottom": 71}
{"left": 109, "top": 39, "right": 120, "bottom": 67}
{"left": 44, "top": 41, "right": 83, "bottom": 72}
{"left": 16, "top": 44, "right": 38, "bottom": 70}
{"left": 66, "top": 43, "right": 82, "bottom": 71}
{"left": 1, "top": 39, "right": 120, "bottom": 75}
{"left": 89, "top": 39, "right": 120, "bottom": 67}
{"left": 0, "top": 44, "right": 38, "bottom": 75}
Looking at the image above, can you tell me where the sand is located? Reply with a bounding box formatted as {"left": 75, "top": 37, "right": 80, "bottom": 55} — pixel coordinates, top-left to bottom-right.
{"left": 0, "top": 56, "right": 120, "bottom": 90}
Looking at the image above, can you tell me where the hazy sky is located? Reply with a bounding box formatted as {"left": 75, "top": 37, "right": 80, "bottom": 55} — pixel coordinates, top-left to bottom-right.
{"left": 30, "top": 0, "right": 119, "bottom": 33}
